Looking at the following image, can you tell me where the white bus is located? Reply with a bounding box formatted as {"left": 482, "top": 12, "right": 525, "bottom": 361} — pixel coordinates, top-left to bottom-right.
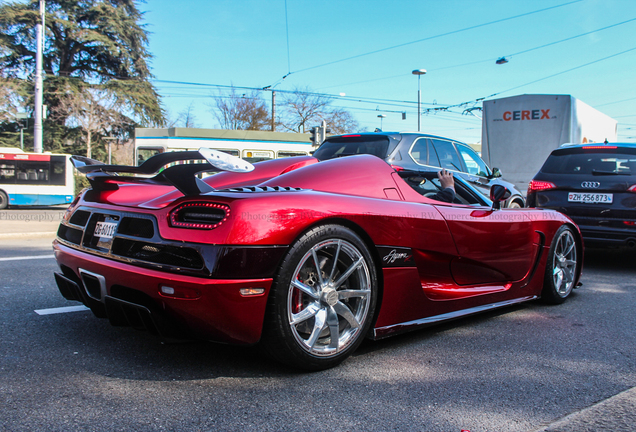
{"left": 0, "top": 148, "right": 75, "bottom": 209}
{"left": 135, "top": 127, "right": 317, "bottom": 165}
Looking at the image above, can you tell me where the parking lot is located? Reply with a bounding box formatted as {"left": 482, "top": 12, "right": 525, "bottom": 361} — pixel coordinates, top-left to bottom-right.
{"left": 1, "top": 210, "right": 635, "bottom": 431}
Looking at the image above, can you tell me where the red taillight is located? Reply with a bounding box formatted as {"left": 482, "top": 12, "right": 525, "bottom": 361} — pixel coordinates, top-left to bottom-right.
{"left": 628, "top": 184, "right": 636, "bottom": 193}
{"left": 528, "top": 180, "right": 556, "bottom": 194}
{"left": 169, "top": 202, "right": 229, "bottom": 229}
{"left": 391, "top": 165, "right": 405, "bottom": 171}
{"left": 582, "top": 145, "right": 617, "bottom": 150}
{"left": 624, "top": 221, "right": 636, "bottom": 226}
{"left": 342, "top": 134, "right": 361, "bottom": 137}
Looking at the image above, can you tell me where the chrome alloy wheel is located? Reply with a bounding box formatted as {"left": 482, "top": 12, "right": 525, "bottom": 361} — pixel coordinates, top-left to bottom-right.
{"left": 287, "top": 239, "right": 372, "bottom": 357}
{"left": 551, "top": 230, "right": 577, "bottom": 297}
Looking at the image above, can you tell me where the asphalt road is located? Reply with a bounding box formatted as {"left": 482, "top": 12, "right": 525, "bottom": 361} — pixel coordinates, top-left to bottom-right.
{"left": 1, "top": 233, "right": 635, "bottom": 432}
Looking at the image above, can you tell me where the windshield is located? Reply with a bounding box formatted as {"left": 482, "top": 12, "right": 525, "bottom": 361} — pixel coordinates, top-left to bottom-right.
{"left": 313, "top": 135, "right": 391, "bottom": 161}
{"left": 542, "top": 151, "right": 636, "bottom": 175}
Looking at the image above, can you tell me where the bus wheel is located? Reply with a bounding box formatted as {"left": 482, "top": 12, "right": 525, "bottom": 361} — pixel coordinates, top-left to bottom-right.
{"left": 0, "top": 191, "right": 8, "bottom": 209}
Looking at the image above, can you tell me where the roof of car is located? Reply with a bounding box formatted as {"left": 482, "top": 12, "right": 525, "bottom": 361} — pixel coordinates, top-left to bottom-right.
{"left": 329, "top": 131, "right": 467, "bottom": 143}
{"left": 558, "top": 142, "right": 636, "bottom": 149}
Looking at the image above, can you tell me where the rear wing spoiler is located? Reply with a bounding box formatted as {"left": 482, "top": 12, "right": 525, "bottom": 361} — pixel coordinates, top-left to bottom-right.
{"left": 72, "top": 148, "right": 254, "bottom": 196}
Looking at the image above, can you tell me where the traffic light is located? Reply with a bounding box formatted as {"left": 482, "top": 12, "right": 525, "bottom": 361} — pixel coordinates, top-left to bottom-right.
{"left": 309, "top": 122, "right": 330, "bottom": 146}
{"left": 309, "top": 126, "right": 319, "bottom": 146}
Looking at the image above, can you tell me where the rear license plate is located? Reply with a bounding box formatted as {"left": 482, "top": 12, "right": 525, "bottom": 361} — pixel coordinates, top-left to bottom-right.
{"left": 94, "top": 221, "right": 118, "bottom": 239}
{"left": 568, "top": 192, "right": 613, "bottom": 204}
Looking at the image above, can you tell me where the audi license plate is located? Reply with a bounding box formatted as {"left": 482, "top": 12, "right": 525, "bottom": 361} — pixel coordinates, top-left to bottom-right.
{"left": 568, "top": 192, "right": 613, "bottom": 204}
{"left": 94, "top": 221, "right": 118, "bottom": 239}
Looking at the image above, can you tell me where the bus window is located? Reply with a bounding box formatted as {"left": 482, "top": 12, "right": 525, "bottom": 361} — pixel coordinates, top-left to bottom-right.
{"left": 14, "top": 161, "right": 50, "bottom": 184}
{"left": 277, "top": 150, "right": 308, "bottom": 158}
{"left": 50, "top": 156, "right": 67, "bottom": 185}
{"left": 243, "top": 150, "right": 274, "bottom": 163}
{"left": 137, "top": 147, "right": 164, "bottom": 165}
{"left": 0, "top": 163, "right": 16, "bottom": 183}
{"left": 216, "top": 149, "right": 240, "bottom": 157}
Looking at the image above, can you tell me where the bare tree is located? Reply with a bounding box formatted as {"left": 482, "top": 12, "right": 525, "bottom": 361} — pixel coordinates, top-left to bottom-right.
{"left": 278, "top": 87, "right": 359, "bottom": 134}
{"left": 51, "top": 85, "right": 131, "bottom": 159}
{"left": 321, "top": 108, "right": 360, "bottom": 135}
{"left": 179, "top": 102, "right": 199, "bottom": 128}
{"left": 166, "top": 102, "right": 199, "bottom": 128}
{"left": 209, "top": 87, "right": 270, "bottom": 130}
{"left": 278, "top": 88, "right": 330, "bottom": 133}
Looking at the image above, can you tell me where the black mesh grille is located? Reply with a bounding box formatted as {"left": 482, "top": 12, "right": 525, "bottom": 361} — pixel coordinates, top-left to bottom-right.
{"left": 118, "top": 217, "right": 154, "bottom": 238}
{"left": 58, "top": 207, "right": 208, "bottom": 275}
{"left": 57, "top": 224, "right": 83, "bottom": 245}
{"left": 111, "top": 238, "right": 204, "bottom": 269}
{"left": 69, "top": 210, "right": 91, "bottom": 226}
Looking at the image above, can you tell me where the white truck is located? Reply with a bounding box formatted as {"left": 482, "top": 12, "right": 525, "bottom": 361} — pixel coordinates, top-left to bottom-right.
{"left": 480, "top": 94, "right": 618, "bottom": 193}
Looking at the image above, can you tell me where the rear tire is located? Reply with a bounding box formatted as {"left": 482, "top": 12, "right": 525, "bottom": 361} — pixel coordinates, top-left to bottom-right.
{"left": 542, "top": 226, "right": 579, "bottom": 304}
{"left": 261, "top": 224, "right": 377, "bottom": 370}
{"left": 0, "top": 190, "right": 8, "bottom": 209}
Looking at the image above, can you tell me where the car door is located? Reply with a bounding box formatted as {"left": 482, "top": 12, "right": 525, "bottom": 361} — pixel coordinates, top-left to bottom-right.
{"left": 432, "top": 204, "right": 537, "bottom": 289}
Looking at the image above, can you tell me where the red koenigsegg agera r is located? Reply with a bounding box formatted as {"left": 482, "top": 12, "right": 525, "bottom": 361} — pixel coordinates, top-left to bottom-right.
{"left": 53, "top": 149, "right": 583, "bottom": 370}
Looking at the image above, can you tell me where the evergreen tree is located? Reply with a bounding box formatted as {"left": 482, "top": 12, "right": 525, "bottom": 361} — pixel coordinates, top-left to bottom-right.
{"left": 0, "top": 0, "right": 163, "bottom": 155}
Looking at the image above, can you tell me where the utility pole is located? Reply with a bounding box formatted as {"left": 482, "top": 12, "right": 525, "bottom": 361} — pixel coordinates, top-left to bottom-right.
{"left": 271, "top": 90, "right": 276, "bottom": 132}
{"left": 33, "top": 0, "right": 45, "bottom": 153}
{"left": 412, "top": 69, "right": 426, "bottom": 132}
{"left": 103, "top": 137, "right": 117, "bottom": 164}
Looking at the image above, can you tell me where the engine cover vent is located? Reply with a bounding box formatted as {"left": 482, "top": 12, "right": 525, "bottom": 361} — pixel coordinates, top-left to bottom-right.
{"left": 221, "top": 186, "right": 303, "bottom": 193}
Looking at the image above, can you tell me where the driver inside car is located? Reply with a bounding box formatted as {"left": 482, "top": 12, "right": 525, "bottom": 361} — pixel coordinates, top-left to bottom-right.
{"left": 406, "top": 169, "right": 456, "bottom": 203}
{"left": 432, "top": 168, "right": 455, "bottom": 203}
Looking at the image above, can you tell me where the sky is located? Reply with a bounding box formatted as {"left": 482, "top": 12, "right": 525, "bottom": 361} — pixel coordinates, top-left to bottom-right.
{"left": 141, "top": 0, "right": 636, "bottom": 144}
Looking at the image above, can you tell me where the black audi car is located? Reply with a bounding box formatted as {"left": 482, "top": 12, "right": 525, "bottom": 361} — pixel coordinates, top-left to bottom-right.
{"left": 527, "top": 143, "right": 636, "bottom": 248}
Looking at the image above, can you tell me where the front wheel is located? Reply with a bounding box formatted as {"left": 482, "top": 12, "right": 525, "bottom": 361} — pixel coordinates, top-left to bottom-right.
{"left": 0, "top": 190, "right": 8, "bottom": 209}
{"left": 541, "top": 226, "right": 580, "bottom": 304}
{"left": 262, "top": 225, "right": 377, "bottom": 370}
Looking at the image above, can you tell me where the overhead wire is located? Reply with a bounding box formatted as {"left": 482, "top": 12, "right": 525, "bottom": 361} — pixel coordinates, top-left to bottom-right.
{"left": 317, "top": 16, "right": 636, "bottom": 90}
{"left": 153, "top": 4, "right": 634, "bottom": 132}
{"left": 433, "top": 17, "right": 636, "bottom": 71}
{"left": 284, "top": 0, "right": 291, "bottom": 75}
{"left": 284, "top": 0, "right": 582, "bottom": 76}
{"left": 596, "top": 96, "right": 636, "bottom": 107}
{"left": 411, "top": 45, "right": 636, "bottom": 117}
{"left": 489, "top": 45, "right": 636, "bottom": 97}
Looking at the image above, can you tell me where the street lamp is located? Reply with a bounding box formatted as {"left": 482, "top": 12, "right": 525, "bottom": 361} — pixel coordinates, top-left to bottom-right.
{"left": 377, "top": 114, "right": 386, "bottom": 130}
{"left": 412, "top": 69, "right": 426, "bottom": 131}
{"left": 103, "top": 137, "right": 118, "bottom": 164}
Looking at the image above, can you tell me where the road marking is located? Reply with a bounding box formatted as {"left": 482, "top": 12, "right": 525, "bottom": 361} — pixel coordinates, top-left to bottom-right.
{"left": 34, "top": 305, "right": 90, "bottom": 315}
{"left": 0, "top": 254, "right": 55, "bottom": 262}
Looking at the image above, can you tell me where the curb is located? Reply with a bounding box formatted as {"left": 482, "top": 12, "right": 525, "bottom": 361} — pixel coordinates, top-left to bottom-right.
{"left": 532, "top": 386, "right": 636, "bottom": 432}
{"left": 0, "top": 231, "right": 57, "bottom": 239}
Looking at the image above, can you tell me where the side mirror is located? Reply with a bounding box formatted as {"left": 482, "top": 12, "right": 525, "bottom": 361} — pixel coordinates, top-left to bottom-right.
{"left": 490, "top": 184, "right": 511, "bottom": 210}
{"left": 491, "top": 167, "right": 503, "bottom": 178}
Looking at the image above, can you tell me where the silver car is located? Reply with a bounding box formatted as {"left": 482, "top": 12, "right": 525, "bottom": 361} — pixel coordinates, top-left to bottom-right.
{"left": 313, "top": 132, "right": 525, "bottom": 208}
